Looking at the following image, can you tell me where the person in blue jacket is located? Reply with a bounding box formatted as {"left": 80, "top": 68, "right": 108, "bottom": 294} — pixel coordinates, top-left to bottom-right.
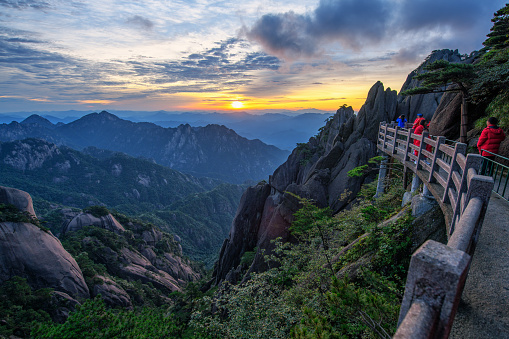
{"left": 396, "top": 114, "right": 407, "bottom": 128}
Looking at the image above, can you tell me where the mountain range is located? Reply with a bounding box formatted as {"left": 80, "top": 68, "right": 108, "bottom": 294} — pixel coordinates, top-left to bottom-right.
{"left": 0, "top": 110, "right": 334, "bottom": 151}
{"left": 0, "top": 111, "right": 290, "bottom": 184}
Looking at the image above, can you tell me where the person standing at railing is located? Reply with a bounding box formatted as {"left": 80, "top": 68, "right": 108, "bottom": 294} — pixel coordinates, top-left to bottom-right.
{"left": 396, "top": 114, "right": 407, "bottom": 128}
{"left": 477, "top": 117, "right": 506, "bottom": 175}
{"left": 413, "top": 119, "right": 433, "bottom": 165}
{"left": 412, "top": 113, "right": 424, "bottom": 129}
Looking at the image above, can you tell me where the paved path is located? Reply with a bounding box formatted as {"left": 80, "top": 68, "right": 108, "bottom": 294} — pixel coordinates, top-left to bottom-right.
{"left": 450, "top": 192, "right": 509, "bottom": 338}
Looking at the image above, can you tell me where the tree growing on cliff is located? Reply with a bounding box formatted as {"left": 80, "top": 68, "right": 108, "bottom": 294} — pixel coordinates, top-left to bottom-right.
{"left": 402, "top": 60, "right": 476, "bottom": 143}
{"left": 471, "top": 3, "right": 509, "bottom": 128}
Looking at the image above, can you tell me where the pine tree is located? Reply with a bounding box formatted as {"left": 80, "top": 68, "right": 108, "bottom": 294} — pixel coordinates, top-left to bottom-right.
{"left": 471, "top": 4, "right": 509, "bottom": 119}
{"left": 402, "top": 60, "right": 476, "bottom": 143}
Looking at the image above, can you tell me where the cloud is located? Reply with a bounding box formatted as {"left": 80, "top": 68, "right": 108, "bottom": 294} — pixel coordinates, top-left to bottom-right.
{"left": 0, "top": 0, "right": 51, "bottom": 10}
{"left": 125, "top": 15, "right": 154, "bottom": 31}
{"left": 244, "top": 0, "right": 504, "bottom": 60}
{"left": 245, "top": 0, "right": 391, "bottom": 60}
{"left": 0, "top": 32, "right": 282, "bottom": 103}
{"left": 397, "top": 0, "right": 485, "bottom": 32}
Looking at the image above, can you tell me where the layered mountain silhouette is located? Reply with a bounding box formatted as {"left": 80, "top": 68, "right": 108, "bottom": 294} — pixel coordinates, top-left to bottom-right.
{"left": 0, "top": 111, "right": 290, "bottom": 183}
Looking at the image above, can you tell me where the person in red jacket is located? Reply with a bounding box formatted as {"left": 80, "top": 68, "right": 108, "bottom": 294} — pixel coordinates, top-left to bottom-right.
{"left": 413, "top": 119, "right": 432, "bottom": 161}
{"left": 477, "top": 117, "right": 506, "bottom": 175}
{"left": 413, "top": 113, "right": 424, "bottom": 129}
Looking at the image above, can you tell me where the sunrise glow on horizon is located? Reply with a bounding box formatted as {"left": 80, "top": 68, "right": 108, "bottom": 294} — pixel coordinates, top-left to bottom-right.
{"left": 0, "top": 0, "right": 504, "bottom": 115}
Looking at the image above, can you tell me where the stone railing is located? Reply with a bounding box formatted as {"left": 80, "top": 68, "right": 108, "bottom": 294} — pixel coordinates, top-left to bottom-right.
{"left": 376, "top": 122, "right": 494, "bottom": 338}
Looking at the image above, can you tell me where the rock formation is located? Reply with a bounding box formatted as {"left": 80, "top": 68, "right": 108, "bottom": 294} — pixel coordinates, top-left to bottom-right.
{"left": 62, "top": 212, "right": 126, "bottom": 235}
{"left": 0, "top": 187, "right": 89, "bottom": 299}
{"left": 91, "top": 275, "right": 132, "bottom": 309}
{"left": 0, "top": 186, "right": 36, "bottom": 217}
{"left": 396, "top": 49, "right": 463, "bottom": 123}
{"left": 212, "top": 81, "right": 400, "bottom": 284}
{"left": 212, "top": 49, "right": 473, "bottom": 286}
{"left": 63, "top": 212, "right": 200, "bottom": 294}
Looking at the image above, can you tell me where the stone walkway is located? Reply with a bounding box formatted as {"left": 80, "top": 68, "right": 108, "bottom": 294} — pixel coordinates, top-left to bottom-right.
{"left": 450, "top": 192, "right": 509, "bottom": 338}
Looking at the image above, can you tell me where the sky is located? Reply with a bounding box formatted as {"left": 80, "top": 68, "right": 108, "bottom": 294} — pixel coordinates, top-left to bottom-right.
{"left": 0, "top": 0, "right": 506, "bottom": 114}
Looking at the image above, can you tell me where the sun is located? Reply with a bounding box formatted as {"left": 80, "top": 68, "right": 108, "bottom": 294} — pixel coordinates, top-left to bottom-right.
{"left": 231, "top": 101, "right": 244, "bottom": 109}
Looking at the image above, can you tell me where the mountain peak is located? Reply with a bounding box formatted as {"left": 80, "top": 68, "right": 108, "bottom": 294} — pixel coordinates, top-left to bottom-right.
{"left": 79, "top": 111, "right": 121, "bottom": 122}
{"left": 21, "top": 114, "right": 54, "bottom": 129}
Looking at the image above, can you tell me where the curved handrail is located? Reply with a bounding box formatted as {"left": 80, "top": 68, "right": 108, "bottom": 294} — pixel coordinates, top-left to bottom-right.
{"left": 377, "top": 122, "right": 495, "bottom": 338}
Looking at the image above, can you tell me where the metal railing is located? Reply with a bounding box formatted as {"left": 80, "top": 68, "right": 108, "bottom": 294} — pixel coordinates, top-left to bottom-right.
{"left": 480, "top": 149, "right": 509, "bottom": 201}
{"left": 377, "top": 122, "right": 495, "bottom": 338}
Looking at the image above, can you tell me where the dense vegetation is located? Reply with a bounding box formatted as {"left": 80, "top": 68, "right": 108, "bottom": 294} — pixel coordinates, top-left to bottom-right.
{"left": 189, "top": 178, "right": 411, "bottom": 338}
{"left": 472, "top": 4, "right": 509, "bottom": 129}
{"left": 0, "top": 277, "right": 53, "bottom": 338}
{"left": 0, "top": 139, "right": 220, "bottom": 211}
{"left": 10, "top": 176, "right": 412, "bottom": 338}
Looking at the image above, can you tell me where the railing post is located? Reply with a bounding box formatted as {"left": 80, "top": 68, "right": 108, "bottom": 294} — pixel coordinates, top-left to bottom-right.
{"left": 442, "top": 143, "right": 467, "bottom": 203}
{"left": 415, "top": 131, "right": 428, "bottom": 171}
{"left": 450, "top": 154, "right": 484, "bottom": 234}
{"left": 404, "top": 128, "right": 415, "bottom": 162}
{"left": 392, "top": 126, "right": 399, "bottom": 155}
{"left": 374, "top": 155, "right": 388, "bottom": 199}
{"left": 462, "top": 168, "right": 494, "bottom": 254}
{"left": 381, "top": 122, "right": 388, "bottom": 152}
{"left": 429, "top": 136, "right": 445, "bottom": 183}
{"left": 397, "top": 240, "right": 471, "bottom": 339}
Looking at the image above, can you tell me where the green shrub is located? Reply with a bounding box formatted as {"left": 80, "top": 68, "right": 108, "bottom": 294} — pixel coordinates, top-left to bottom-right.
{"left": 32, "top": 298, "right": 182, "bottom": 338}
{"left": 83, "top": 205, "right": 110, "bottom": 218}
{"left": 0, "top": 277, "right": 52, "bottom": 338}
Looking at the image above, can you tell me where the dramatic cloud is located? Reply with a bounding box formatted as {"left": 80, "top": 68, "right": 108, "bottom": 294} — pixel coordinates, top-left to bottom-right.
{"left": 0, "top": 32, "right": 281, "bottom": 103}
{"left": 245, "top": 0, "right": 502, "bottom": 61}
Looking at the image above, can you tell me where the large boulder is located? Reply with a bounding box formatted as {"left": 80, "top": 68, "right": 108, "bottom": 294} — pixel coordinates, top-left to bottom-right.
{"left": 428, "top": 90, "right": 462, "bottom": 139}
{"left": 0, "top": 221, "right": 89, "bottom": 299}
{"left": 91, "top": 275, "right": 132, "bottom": 309}
{"left": 62, "top": 212, "right": 125, "bottom": 235}
{"left": 0, "top": 186, "right": 36, "bottom": 217}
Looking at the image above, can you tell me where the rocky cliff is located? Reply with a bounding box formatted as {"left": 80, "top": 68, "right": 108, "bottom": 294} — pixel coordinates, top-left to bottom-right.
{"left": 213, "top": 81, "right": 400, "bottom": 284}
{"left": 0, "top": 185, "right": 202, "bottom": 311}
{"left": 0, "top": 187, "right": 89, "bottom": 300}
{"left": 212, "top": 49, "right": 470, "bottom": 285}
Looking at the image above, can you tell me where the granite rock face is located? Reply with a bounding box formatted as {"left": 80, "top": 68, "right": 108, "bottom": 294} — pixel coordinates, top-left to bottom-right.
{"left": 0, "top": 186, "right": 36, "bottom": 217}
{"left": 62, "top": 212, "right": 126, "bottom": 235}
{"left": 91, "top": 275, "right": 132, "bottom": 309}
{"left": 428, "top": 90, "right": 463, "bottom": 139}
{"left": 0, "top": 221, "right": 89, "bottom": 299}
{"left": 213, "top": 81, "right": 400, "bottom": 284}
{"left": 0, "top": 186, "right": 89, "bottom": 299}
{"left": 396, "top": 49, "right": 463, "bottom": 123}
{"left": 66, "top": 216, "right": 200, "bottom": 293}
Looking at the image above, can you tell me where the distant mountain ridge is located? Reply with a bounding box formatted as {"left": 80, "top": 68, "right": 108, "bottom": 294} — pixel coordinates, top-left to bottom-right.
{"left": 0, "top": 111, "right": 290, "bottom": 183}
{"left": 0, "top": 110, "right": 334, "bottom": 150}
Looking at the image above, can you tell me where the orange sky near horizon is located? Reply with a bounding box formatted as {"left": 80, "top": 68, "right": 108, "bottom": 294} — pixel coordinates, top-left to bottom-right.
{"left": 148, "top": 76, "right": 407, "bottom": 113}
